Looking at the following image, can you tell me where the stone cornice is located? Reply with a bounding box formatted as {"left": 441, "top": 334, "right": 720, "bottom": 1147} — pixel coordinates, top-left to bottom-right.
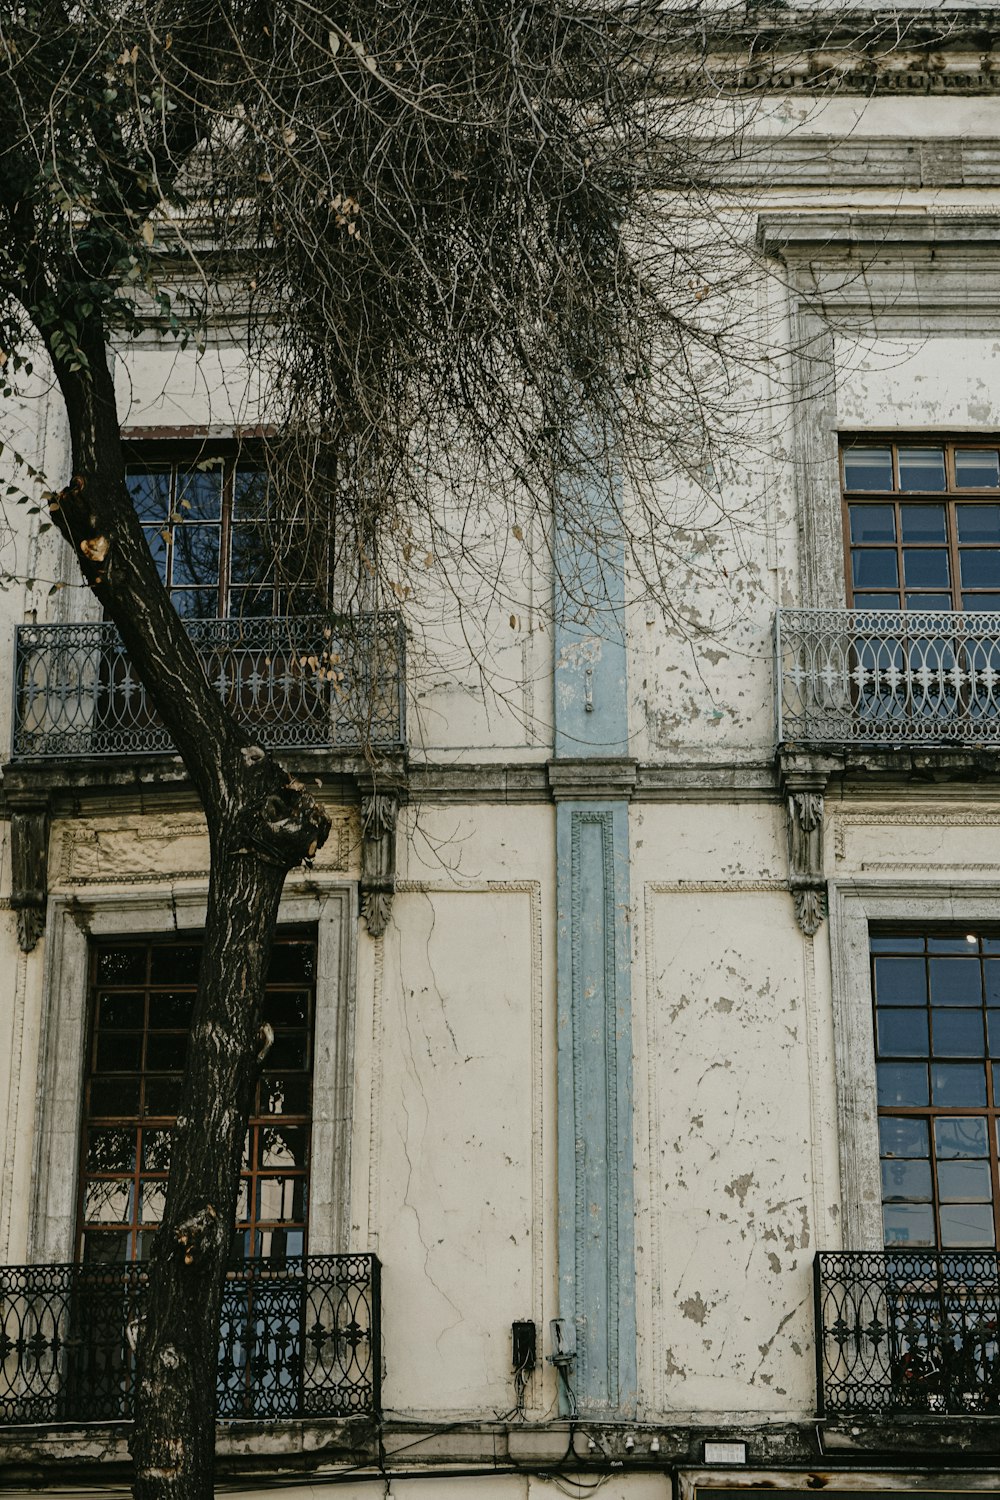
{"left": 693, "top": 7, "right": 1000, "bottom": 94}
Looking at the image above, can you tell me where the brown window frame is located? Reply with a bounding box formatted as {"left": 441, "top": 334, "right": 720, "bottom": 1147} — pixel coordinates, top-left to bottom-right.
{"left": 77, "top": 929, "right": 315, "bottom": 1265}
{"left": 123, "top": 438, "right": 335, "bottom": 621}
{"left": 841, "top": 437, "right": 1000, "bottom": 612}
{"left": 873, "top": 928, "right": 1000, "bottom": 1251}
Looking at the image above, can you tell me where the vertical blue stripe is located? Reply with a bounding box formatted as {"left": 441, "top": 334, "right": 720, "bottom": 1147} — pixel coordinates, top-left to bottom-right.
{"left": 553, "top": 466, "right": 636, "bottom": 1415}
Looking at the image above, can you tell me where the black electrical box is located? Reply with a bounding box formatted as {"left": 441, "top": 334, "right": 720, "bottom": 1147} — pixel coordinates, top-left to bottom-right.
{"left": 511, "top": 1319, "right": 536, "bottom": 1371}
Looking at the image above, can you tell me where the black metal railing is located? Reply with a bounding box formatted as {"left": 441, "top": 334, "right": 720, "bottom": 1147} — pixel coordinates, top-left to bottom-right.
{"left": 0, "top": 1255, "right": 380, "bottom": 1425}
{"left": 12, "top": 613, "right": 405, "bottom": 760}
{"left": 815, "top": 1249, "right": 1000, "bottom": 1416}
{"left": 775, "top": 607, "right": 1000, "bottom": 748}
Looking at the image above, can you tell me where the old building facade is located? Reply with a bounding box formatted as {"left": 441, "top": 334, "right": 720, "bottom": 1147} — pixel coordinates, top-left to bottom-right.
{"left": 4, "top": 10, "right": 1000, "bottom": 1500}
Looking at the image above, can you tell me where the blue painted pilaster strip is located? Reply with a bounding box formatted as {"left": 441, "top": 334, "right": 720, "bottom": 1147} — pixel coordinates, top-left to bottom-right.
{"left": 556, "top": 802, "right": 636, "bottom": 1414}
{"left": 552, "top": 469, "right": 636, "bottom": 1415}
{"left": 553, "top": 521, "right": 627, "bottom": 758}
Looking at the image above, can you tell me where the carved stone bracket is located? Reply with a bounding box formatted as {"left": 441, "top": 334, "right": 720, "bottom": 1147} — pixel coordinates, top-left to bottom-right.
{"left": 10, "top": 801, "right": 51, "bottom": 953}
{"left": 785, "top": 781, "right": 827, "bottom": 937}
{"left": 359, "top": 786, "right": 403, "bottom": 939}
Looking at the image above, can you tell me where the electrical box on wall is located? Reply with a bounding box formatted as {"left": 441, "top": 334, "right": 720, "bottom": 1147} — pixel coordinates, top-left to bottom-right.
{"left": 512, "top": 1320, "right": 536, "bottom": 1371}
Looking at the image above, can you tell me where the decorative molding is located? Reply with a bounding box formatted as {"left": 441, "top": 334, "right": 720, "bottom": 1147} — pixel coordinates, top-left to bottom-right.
{"left": 645, "top": 879, "right": 787, "bottom": 893}
{"left": 52, "top": 811, "right": 352, "bottom": 888}
{"left": 786, "top": 787, "right": 827, "bottom": 937}
{"left": 359, "top": 791, "right": 401, "bottom": 938}
{"left": 833, "top": 806, "right": 1000, "bottom": 861}
{"left": 721, "top": 137, "right": 1000, "bottom": 191}
{"left": 10, "top": 804, "right": 50, "bottom": 952}
{"left": 548, "top": 758, "right": 637, "bottom": 802}
{"left": 0, "top": 948, "right": 29, "bottom": 1261}
{"left": 366, "top": 931, "right": 384, "bottom": 1256}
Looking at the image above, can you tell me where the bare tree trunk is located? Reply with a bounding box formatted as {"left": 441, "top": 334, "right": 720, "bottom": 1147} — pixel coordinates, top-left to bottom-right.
{"left": 44, "top": 319, "right": 330, "bottom": 1500}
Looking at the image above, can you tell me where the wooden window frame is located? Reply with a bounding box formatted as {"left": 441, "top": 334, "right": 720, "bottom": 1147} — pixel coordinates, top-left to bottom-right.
{"left": 77, "top": 929, "right": 316, "bottom": 1264}
{"left": 841, "top": 437, "right": 1000, "bottom": 612}
{"left": 873, "top": 928, "right": 1000, "bottom": 1252}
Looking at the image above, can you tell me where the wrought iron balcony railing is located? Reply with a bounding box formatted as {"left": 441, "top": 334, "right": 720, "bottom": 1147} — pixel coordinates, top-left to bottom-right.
{"left": 815, "top": 1250, "right": 1000, "bottom": 1417}
{"left": 12, "top": 613, "right": 405, "bottom": 760}
{"left": 0, "top": 1254, "right": 380, "bottom": 1425}
{"left": 775, "top": 608, "right": 1000, "bottom": 748}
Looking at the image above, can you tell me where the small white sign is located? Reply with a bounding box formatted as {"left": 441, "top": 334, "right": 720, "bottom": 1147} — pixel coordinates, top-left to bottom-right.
{"left": 703, "top": 1441, "right": 748, "bottom": 1466}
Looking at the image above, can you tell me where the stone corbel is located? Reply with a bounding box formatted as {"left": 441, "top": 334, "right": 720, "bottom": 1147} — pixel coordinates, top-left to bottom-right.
{"left": 10, "top": 800, "right": 51, "bottom": 953}
{"left": 359, "top": 786, "right": 403, "bottom": 938}
{"left": 785, "top": 779, "right": 827, "bottom": 937}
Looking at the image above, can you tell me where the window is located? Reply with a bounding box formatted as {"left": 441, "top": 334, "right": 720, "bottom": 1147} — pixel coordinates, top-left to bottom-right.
{"left": 843, "top": 440, "right": 1000, "bottom": 611}
{"left": 874, "top": 930, "right": 1000, "bottom": 1249}
{"left": 78, "top": 931, "right": 314, "bottom": 1264}
{"left": 125, "top": 451, "right": 330, "bottom": 619}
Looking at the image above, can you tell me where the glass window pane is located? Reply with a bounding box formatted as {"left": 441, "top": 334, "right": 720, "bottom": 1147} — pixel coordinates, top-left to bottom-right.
{"left": 955, "top": 451, "right": 1000, "bottom": 490}
{"left": 144, "top": 1076, "right": 182, "bottom": 1117}
{"left": 140, "top": 1183, "right": 167, "bottom": 1223}
{"left": 89, "top": 1077, "right": 140, "bottom": 1117}
{"left": 898, "top": 448, "right": 947, "bottom": 492}
{"left": 98, "top": 949, "right": 147, "bottom": 986}
{"left": 171, "top": 587, "right": 218, "bottom": 618}
{"left": 878, "top": 1063, "right": 929, "bottom": 1107}
{"left": 844, "top": 449, "right": 894, "bottom": 492}
{"left": 987, "top": 1012, "right": 1000, "bottom": 1053}
{"left": 98, "top": 993, "right": 144, "bottom": 1029}
{"left": 877, "top": 1009, "right": 929, "bottom": 1057}
{"left": 267, "top": 944, "right": 316, "bottom": 985}
{"left": 905, "top": 594, "right": 952, "bottom": 612}
{"left": 880, "top": 1116, "right": 930, "bottom": 1157}
{"left": 127, "top": 470, "right": 171, "bottom": 522}
{"left": 871, "top": 935, "right": 925, "bottom": 953}
{"left": 256, "top": 1176, "right": 306, "bottom": 1223}
{"left": 928, "top": 936, "right": 979, "bottom": 954}
{"left": 853, "top": 551, "right": 899, "bottom": 589}
{"left": 141, "top": 1129, "right": 172, "bottom": 1171}
{"left": 939, "top": 1203, "right": 995, "bottom": 1248}
{"left": 230, "top": 523, "right": 273, "bottom": 585}
{"left": 900, "top": 505, "right": 947, "bottom": 542}
{"left": 931, "top": 1063, "right": 986, "bottom": 1107}
{"left": 935, "top": 1116, "right": 989, "bottom": 1157}
{"left": 937, "top": 1159, "right": 993, "bottom": 1202}
{"left": 258, "top": 1075, "right": 310, "bottom": 1117}
{"left": 883, "top": 1203, "right": 935, "bottom": 1247}
{"left": 86, "top": 1128, "right": 136, "bottom": 1174}
{"left": 259, "top": 1125, "right": 308, "bottom": 1168}
{"left": 958, "top": 503, "right": 1000, "bottom": 540}
{"left": 963, "top": 594, "right": 1000, "bottom": 612}
{"left": 84, "top": 1179, "right": 132, "bottom": 1224}
{"left": 931, "top": 1009, "right": 985, "bottom": 1057}
{"left": 142, "top": 525, "right": 168, "bottom": 581}
{"left": 145, "top": 1033, "right": 187, "bottom": 1072}
{"left": 960, "top": 551, "right": 1000, "bottom": 590}
{"left": 171, "top": 525, "right": 220, "bottom": 589}
{"left": 929, "top": 958, "right": 982, "bottom": 1006}
{"left": 874, "top": 956, "right": 927, "bottom": 1005}
{"left": 150, "top": 992, "right": 195, "bottom": 1028}
{"left": 95, "top": 1034, "right": 143, "bottom": 1073}
{"left": 83, "top": 1232, "right": 130, "bottom": 1264}
{"left": 881, "top": 1159, "right": 932, "bottom": 1202}
{"left": 153, "top": 946, "right": 201, "bottom": 983}
{"left": 256, "top": 1227, "right": 304, "bottom": 1261}
{"left": 233, "top": 466, "right": 270, "bottom": 519}
{"left": 850, "top": 505, "right": 896, "bottom": 542}
{"left": 176, "top": 467, "right": 223, "bottom": 521}
{"left": 904, "top": 550, "right": 950, "bottom": 588}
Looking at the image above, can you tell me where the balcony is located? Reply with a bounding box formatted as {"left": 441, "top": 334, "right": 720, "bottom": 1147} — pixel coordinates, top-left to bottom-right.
{"left": 0, "top": 1254, "right": 380, "bottom": 1425}
{"left": 815, "top": 1249, "right": 1000, "bottom": 1417}
{"left": 12, "top": 613, "right": 406, "bottom": 761}
{"left": 775, "top": 607, "right": 1000, "bottom": 749}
